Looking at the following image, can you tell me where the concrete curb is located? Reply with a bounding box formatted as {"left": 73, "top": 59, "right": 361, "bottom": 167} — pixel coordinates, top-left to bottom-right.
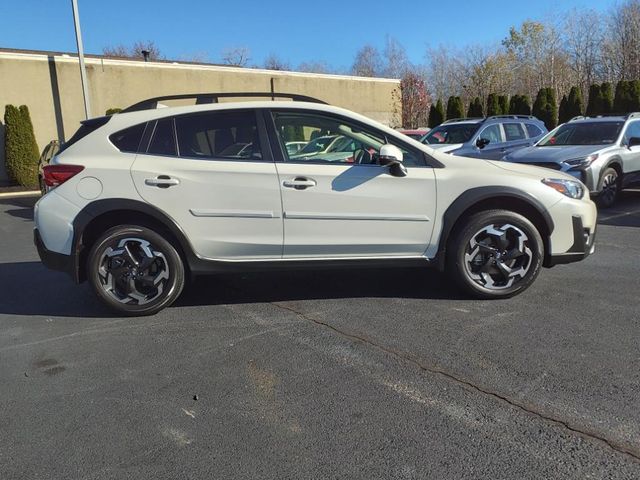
{"left": 0, "top": 190, "right": 41, "bottom": 198}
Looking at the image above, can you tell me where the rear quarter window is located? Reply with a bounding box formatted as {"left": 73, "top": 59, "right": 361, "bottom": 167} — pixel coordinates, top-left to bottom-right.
{"left": 526, "top": 123, "right": 543, "bottom": 138}
{"left": 109, "top": 123, "right": 147, "bottom": 153}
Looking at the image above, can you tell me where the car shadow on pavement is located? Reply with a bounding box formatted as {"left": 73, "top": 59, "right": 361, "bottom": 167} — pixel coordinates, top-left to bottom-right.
{"left": 0, "top": 196, "right": 38, "bottom": 221}
{"left": 0, "top": 262, "right": 462, "bottom": 317}
{"left": 597, "top": 190, "right": 640, "bottom": 228}
{"left": 0, "top": 261, "right": 112, "bottom": 318}
{"left": 176, "top": 267, "right": 463, "bottom": 308}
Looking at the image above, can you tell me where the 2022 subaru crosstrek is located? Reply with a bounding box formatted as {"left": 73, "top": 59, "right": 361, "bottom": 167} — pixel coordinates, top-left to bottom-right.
{"left": 35, "top": 93, "right": 597, "bottom": 315}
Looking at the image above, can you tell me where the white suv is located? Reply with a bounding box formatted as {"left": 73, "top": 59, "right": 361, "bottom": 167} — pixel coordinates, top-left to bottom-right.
{"left": 34, "top": 93, "right": 597, "bottom": 315}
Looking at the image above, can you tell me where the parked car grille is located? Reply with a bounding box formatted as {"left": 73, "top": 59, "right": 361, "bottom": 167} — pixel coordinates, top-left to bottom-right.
{"left": 526, "top": 162, "right": 563, "bottom": 170}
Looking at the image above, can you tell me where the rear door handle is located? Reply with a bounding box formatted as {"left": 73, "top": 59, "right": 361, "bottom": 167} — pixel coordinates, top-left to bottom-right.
{"left": 145, "top": 175, "right": 180, "bottom": 188}
{"left": 283, "top": 177, "right": 317, "bottom": 190}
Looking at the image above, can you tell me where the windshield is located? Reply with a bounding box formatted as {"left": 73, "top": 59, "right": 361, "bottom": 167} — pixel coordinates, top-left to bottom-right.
{"left": 422, "top": 124, "right": 480, "bottom": 145}
{"left": 298, "top": 136, "right": 337, "bottom": 154}
{"left": 538, "top": 122, "right": 624, "bottom": 146}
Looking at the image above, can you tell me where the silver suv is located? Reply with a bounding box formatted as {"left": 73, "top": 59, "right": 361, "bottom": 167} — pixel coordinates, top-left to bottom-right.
{"left": 421, "top": 115, "right": 547, "bottom": 160}
{"left": 503, "top": 113, "right": 640, "bottom": 208}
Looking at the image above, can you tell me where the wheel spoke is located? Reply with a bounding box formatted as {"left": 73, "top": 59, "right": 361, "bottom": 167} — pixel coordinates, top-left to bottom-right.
{"left": 123, "top": 244, "right": 140, "bottom": 267}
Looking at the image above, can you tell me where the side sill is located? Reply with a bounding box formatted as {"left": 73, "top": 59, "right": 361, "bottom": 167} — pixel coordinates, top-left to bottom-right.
{"left": 188, "top": 256, "right": 435, "bottom": 275}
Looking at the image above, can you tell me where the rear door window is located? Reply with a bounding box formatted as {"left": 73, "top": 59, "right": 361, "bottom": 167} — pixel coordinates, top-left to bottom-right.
{"left": 478, "top": 124, "right": 502, "bottom": 143}
{"left": 174, "top": 110, "right": 262, "bottom": 160}
{"left": 504, "top": 123, "right": 526, "bottom": 141}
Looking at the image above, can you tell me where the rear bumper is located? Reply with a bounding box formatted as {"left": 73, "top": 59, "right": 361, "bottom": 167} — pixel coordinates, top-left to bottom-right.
{"left": 544, "top": 215, "right": 596, "bottom": 267}
{"left": 34, "top": 228, "right": 75, "bottom": 277}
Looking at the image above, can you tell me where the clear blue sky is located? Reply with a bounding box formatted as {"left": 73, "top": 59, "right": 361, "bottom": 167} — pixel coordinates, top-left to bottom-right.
{"left": 0, "top": 0, "right": 615, "bottom": 70}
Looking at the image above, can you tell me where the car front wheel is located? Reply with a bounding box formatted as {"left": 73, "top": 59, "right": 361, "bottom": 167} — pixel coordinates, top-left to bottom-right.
{"left": 447, "top": 210, "right": 543, "bottom": 299}
{"left": 87, "top": 225, "right": 185, "bottom": 316}
{"left": 597, "top": 167, "right": 620, "bottom": 209}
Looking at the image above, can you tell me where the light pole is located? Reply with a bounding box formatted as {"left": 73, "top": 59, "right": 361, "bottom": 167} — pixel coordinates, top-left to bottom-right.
{"left": 71, "top": 0, "right": 91, "bottom": 119}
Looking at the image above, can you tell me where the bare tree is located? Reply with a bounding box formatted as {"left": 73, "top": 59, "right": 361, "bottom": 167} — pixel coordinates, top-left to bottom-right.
{"left": 177, "top": 51, "right": 209, "bottom": 63}
{"left": 221, "top": 46, "right": 251, "bottom": 67}
{"left": 603, "top": 0, "right": 640, "bottom": 80}
{"left": 564, "top": 9, "right": 603, "bottom": 92}
{"left": 383, "top": 36, "right": 409, "bottom": 78}
{"left": 103, "top": 40, "right": 163, "bottom": 60}
{"left": 425, "top": 45, "right": 465, "bottom": 101}
{"left": 502, "top": 20, "right": 567, "bottom": 98}
{"left": 264, "top": 53, "right": 290, "bottom": 71}
{"left": 298, "top": 61, "right": 333, "bottom": 74}
{"left": 351, "top": 45, "right": 382, "bottom": 77}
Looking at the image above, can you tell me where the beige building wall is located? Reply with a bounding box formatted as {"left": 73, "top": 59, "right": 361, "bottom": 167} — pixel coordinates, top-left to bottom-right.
{"left": 0, "top": 50, "right": 400, "bottom": 185}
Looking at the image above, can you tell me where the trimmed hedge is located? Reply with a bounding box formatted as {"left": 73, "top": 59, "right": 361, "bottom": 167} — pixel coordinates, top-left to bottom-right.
{"left": 486, "top": 93, "right": 500, "bottom": 116}
{"left": 446, "top": 96, "right": 464, "bottom": 120}
{"left": 467, "top": 97, "right": 484, "bottom": 117}
{"left": 4, "top": 104, "right": 39, "bottom": 187}
{"left": 567, "top": 86, "right": 584, "bottom": 119}
{"left": 558, "top": 94, "right": 569, "bottom": 124}
{"left": 498, "top": 95, "right": 509, "bottom": 115}
{"left": 508, "top": 94, "right": 531, "bottom": 115}
{"left": 428, "top": 99, "right": 445, "bottom": 128}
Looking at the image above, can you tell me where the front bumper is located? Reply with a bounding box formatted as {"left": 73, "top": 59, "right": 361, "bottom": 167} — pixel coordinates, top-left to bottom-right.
{"left": 544, "top": 215, "right": 596, "bottom": 267}
{"left": 34, "top": 228, "right": 74, "bottom": 277}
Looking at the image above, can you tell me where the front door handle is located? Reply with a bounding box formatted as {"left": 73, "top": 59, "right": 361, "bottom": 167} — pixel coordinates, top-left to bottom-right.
{"left": 145, "top": 175, "right": 180, "bottom": 188}
{"left": 283, "top": 177, "right": 317, "bottom": 190}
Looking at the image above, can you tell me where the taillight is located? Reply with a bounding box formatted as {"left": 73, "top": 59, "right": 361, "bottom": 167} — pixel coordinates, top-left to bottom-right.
{"left": 42, "top": 164, "right": 84, "bottom": 187}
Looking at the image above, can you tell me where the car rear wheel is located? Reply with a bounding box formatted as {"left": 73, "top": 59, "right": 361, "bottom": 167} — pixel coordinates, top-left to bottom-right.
{"left": 597, "top": 167, "right": 620, "bottom": 209}
{"left": 87, "top": 225, "right": 185, "bottom": 316}
{"left": 447, "top": 210, "right": 543, "bottom": 299}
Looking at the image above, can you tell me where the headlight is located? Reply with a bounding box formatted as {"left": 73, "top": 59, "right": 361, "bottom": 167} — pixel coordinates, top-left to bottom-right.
{"left": 565, "top": 153, "right": 598, "bottom": 167}
{"left": 542, "top": 178, "right": 585, "bottom": 199}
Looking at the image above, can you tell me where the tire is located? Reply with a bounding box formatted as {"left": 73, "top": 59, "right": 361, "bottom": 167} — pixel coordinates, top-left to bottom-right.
{"left": 596, "top": 167, "right": 620, "bottom": 209}
{"left": 447, "top": 210, "right": 543, "bottom": 299}
{"left": 87, "top": 225, "right": 185, "bottom": 316}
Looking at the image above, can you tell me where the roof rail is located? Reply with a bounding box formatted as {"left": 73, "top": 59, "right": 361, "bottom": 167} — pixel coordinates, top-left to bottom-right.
{"left": 484, "top": 115, "right": 537, "bottom": 121}
{"left": 441, "top": 117, "right": 483, "bottom": 124}
{"left": 121, "top": 92, "right": 328, "bottom": 113}
{"left": 569, "top": 113, "right": 636, "bottom": 121}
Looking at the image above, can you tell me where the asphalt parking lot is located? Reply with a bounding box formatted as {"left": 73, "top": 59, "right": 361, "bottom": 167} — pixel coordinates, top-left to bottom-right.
{"left": 1, "top": 192, "right": 639, "bottom": 479}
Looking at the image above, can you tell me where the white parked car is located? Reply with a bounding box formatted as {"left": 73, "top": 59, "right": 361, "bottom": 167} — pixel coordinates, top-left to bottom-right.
{"left": 35, "top": 93, "right": 597, "bottom": 315}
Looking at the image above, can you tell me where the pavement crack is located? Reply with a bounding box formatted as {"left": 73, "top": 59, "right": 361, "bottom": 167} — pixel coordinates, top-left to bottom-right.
{"left": 272, "top": 301, "right": 640, "bottom": 463}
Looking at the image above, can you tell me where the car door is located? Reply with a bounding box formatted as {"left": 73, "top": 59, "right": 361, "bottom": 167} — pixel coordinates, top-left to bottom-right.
{"left": 267, "top": 109, "right": 436, "bottom": 258}
{"left": 502, "top": 122, "right": 531, "bottom": 155}
{"left": 620, "top": 120, "right": 640, "bottom": 182}
{"left": 130, "top": 109, "right": 283, "bottom": 260}
{"left": 471, "top": 123, "right": 506, "bottom": 159}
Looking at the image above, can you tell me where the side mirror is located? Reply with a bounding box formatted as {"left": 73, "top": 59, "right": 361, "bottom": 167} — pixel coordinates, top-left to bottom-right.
{"left": 628, "top": 137, "right": 640, "bottom": 148}
{"left": 377, "top": 144, "right": 407, "bottom": 177}
{"left": 476, "top": 137, "right": 490, "bottom": 149}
